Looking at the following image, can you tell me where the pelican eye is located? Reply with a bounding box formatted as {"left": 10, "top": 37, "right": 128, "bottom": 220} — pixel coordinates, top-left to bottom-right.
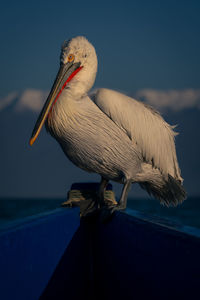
{"left": 68, "top": 54, "right": 75, "bottom": 62}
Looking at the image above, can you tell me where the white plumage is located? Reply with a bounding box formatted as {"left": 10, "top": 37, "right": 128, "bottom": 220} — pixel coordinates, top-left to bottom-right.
{"left": 30, "top": 36, "right": 186, "bottom": 213}
{"left": 92, "top": 88, "right": 182, "bottom": 182}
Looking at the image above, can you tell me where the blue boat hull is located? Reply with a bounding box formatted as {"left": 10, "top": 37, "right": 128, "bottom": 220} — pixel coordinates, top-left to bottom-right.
{"left": 0, "top": 206, "right": 200, "bottom": 299}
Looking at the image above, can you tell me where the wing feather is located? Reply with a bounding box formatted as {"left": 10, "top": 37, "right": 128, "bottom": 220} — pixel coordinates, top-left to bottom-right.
{"left": 90, "top": 88, "right": 182, "bottom": 181}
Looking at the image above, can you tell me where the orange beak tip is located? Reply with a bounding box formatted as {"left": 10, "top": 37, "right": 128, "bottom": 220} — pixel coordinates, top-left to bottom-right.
{"left": 29, "top": 138, "right": 34, "bottom": 146}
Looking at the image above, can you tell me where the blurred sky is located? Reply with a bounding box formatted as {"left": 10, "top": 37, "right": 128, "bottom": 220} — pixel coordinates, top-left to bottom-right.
{"left": 0, "top": 0, "right": 200, "bottom": 198}
{"left": 0, "top": 0, "right": 200, "bottom": 97}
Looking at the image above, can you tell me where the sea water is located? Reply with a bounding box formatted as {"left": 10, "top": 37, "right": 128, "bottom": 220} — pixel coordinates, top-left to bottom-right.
{"left": 0, "top": 197, "right": 199, "bottom": 230}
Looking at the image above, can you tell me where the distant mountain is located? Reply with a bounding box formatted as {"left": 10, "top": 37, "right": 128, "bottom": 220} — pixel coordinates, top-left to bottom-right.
{"left": 0, "top": 89, "right": 200, "bottom": 198}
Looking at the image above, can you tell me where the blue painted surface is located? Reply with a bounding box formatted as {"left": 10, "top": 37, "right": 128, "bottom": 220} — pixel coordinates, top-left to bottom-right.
{"left": 92, "top": 210, "right": 200, "bottom": 300}
{"left": 0, "top": 206, "right": 200, "bottom": 300}
{"left": 0, "top": 208, "right": 83, "bottom": 300}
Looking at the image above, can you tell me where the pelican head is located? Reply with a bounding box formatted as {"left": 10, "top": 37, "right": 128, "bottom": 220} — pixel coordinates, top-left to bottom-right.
{"left": 29, "top": 36, "right": 97, "bottom": 146}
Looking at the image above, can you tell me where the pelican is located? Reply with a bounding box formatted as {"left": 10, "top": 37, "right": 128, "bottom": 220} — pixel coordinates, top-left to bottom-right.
{"left": 29, "top": 36, "right": 186, "bottom": 216}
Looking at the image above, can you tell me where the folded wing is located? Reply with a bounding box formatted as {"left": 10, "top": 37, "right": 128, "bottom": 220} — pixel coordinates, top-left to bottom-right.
{"left": 91, "top": 88, "right": 182, "bottom": 182}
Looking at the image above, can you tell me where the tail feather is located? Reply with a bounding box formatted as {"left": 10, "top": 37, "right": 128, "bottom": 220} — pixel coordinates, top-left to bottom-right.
{"left": 137, "top": 165, "right": 187, "bottom": 206}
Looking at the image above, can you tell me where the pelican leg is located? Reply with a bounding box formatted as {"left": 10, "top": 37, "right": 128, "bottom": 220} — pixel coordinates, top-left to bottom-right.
{"left": 97, "top": 177, "right": 109, "bottom": 207}
{"left": 117, "top": 180, "right": 132, "bottom": 210}
{"left": 100, "top": 180, "right": 132, "bottom": 222}
{"left": 80, "top": 177, "right": 108, "bottom": 218}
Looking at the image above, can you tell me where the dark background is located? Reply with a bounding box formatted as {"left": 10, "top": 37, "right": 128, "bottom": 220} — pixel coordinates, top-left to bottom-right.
{"left": 0, "top": 0, "right": 200, "bottom": 199}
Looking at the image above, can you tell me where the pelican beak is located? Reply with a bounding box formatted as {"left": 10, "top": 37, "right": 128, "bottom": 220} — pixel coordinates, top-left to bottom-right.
{"left": 29, "top": 61, "right": 82, "bottom": 146}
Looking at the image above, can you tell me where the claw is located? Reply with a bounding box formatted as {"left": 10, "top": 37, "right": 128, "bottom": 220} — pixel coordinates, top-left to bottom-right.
{"left": 61, "top": 198, "right": 80, "bottom": 207}
{"left": 80, "top": 197, "right": 100, "bottom": 218}
{"left": 99, "top": 204, "right": 123, "bottom": 223}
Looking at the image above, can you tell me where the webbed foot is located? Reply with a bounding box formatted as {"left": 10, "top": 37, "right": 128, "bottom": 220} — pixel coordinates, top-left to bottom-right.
{"left": 99, "top": 204, "right": 126, "bottom": 223}
{"left": 80, "top": 198, "right": 100, "bottom": 218}
{"left": 61, "top": 198, "right": 80, "bottom": 207}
